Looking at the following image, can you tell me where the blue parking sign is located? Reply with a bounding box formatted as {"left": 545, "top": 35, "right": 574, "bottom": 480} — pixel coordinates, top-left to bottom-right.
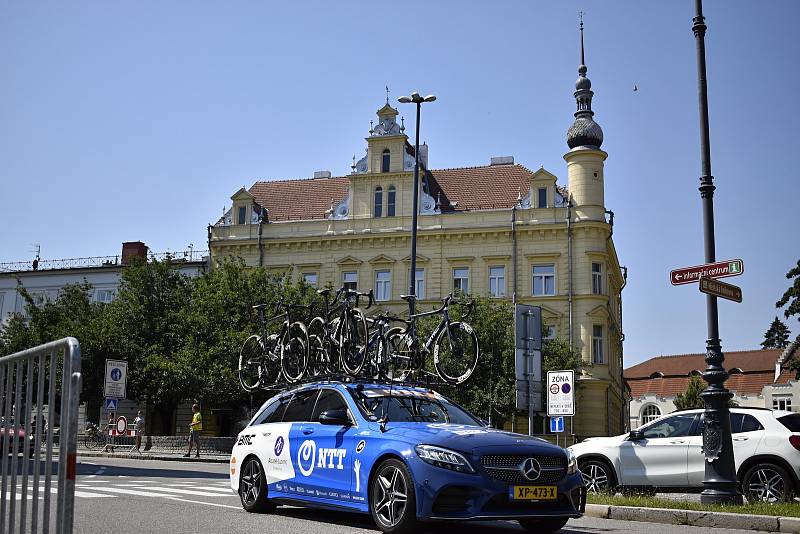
{"left": 550, "top": 416, "right": 565, "bottom": 433}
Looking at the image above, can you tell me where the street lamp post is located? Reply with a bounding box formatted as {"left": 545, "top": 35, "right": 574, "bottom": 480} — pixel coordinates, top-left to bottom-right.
{"left": 398, "top": 91, "right": 436, "bottom": 317}
{"left": 692, "top": 0, "right": 742, "bottom": 505}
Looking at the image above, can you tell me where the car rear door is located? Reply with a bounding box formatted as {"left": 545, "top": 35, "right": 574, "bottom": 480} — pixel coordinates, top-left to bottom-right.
{"left": 619, "top": 414, "right": 698, "bottom": 487}
{"left": 687, "top": 412, "right": 765, "bottom": 486}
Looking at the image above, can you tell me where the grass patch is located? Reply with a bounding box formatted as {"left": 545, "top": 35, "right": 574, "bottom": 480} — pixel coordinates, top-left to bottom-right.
{"left": 587, "top": 493, "right": 800, "bottom": 518}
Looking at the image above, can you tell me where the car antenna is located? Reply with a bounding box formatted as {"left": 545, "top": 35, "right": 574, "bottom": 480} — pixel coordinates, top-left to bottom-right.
{"left": 380, "top": 379, "right": 394, "bottom": 433}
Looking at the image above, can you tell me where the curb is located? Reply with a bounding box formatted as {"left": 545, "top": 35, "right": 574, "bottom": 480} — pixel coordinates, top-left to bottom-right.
{"left": 74, "top": 451, "right": 229, "bottom": 464}
{"left": 585, "top": 504, "right": 800, "bottom": 533}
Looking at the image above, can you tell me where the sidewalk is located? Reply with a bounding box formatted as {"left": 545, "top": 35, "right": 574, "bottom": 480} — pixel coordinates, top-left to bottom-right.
{"left": 76, "top": 449, "right": 230, "bottom": 463}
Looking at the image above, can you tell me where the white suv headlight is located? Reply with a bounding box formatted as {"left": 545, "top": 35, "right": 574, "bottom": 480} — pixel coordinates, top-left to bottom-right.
{"left": 566, "top": 448, "right": 578, "bottom": 475}
{"left": 415, "top": 445, "right": 475, "bottom": 474}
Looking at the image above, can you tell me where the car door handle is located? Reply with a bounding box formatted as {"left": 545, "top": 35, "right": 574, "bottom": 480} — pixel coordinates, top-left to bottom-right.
{"left": 303, "top": 428, "right": 314, "bottom": 435}
{"left": 669, "top": 440, "right": 685, "bottom": 444}
{"left": 733, "top": 437, "right": 748, "bottom": 441}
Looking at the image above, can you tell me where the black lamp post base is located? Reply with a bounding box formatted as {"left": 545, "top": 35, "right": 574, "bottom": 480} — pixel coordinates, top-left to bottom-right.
{"left": 700, "top": 487, "right": 743, "bottom": 506}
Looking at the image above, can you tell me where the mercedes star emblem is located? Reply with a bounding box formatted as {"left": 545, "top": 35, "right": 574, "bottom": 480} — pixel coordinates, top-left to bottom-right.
{"left": 520, "top": 458, "right": 541, "bottom": 481}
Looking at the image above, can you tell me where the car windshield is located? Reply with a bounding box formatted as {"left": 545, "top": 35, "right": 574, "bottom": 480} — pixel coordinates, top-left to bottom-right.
{"left": 778, "top": 414, "right": 800, "bottom": 432}
{"left": 347, "top": 388, "right": 481, "bottom": 426}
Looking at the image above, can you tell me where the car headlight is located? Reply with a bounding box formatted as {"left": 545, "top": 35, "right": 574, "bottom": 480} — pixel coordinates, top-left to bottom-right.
{"left": 415, "top": 445, "right": 475, "bottom": 474}
{"left": 566, "top": 448, "right": 578, "bottom": 475}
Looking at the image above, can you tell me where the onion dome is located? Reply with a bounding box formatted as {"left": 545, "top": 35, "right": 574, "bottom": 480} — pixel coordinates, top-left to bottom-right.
{"left": 567, "top": 18, "right": 603, "bottom": 149}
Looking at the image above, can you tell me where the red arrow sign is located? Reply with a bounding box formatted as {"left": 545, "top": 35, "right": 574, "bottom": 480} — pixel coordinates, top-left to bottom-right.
{"left": 670, "top": 259, "right": 744, "bottom": 286}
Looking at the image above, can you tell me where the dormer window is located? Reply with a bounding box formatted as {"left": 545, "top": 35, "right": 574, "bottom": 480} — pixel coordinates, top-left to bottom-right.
{"left": 381, "top": 149, "right": 390, "bottom": 173}
{"left": 374, "top": 186, "right": 383, "bottom": 218}
{"left": 237, "top": 206, "right": 247, "bottom": 225}
{"left": 387, "top": 186, "right": 396, "bottom": 217}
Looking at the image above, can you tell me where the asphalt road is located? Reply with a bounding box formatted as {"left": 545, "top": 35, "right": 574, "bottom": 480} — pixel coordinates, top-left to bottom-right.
{"left": 58, "top": 457, "right": 755, "bottom": 534}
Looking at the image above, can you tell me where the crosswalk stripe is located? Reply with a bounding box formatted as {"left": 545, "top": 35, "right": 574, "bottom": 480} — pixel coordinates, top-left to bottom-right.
{"left": 128, "top": 486, "right": 234, "bottom": 497}
{"left": 36, "top": 486, "right": 115, "bottom": 499}
{"left": 86, "top": 487, "right": 185, "bottom": 498}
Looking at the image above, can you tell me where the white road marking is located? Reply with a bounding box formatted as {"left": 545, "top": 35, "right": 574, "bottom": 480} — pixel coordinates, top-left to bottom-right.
{"left": 86, "top": 487, "right": 185, "bottom": 498}
{"left": 125, "top": 485, "right": 234, "bottom": 497}
{"left": 162, "top": 496, "right": 242, "bottom": 510}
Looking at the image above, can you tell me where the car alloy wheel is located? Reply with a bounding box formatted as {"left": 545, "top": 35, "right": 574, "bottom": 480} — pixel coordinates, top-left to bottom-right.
{"left": 744, "top": 464, "right": 790, "bottom": 503}
{"left": 370, "top": 459, "right": 417, "bottom": 533}
{"left": 580, "top": 460, "right": 613, "bottom": 493}
{"left": 239, "top": 457, "right": 272, "bottom": 513}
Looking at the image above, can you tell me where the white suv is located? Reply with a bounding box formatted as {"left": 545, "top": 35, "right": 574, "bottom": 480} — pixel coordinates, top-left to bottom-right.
{"left": 569, "top": 408, "right": 800, "bottom": 503}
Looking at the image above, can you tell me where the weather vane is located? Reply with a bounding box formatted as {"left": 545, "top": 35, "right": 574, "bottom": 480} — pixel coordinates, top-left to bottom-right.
{"left": 385, "top": 85, "right": 390, "bottom": 105}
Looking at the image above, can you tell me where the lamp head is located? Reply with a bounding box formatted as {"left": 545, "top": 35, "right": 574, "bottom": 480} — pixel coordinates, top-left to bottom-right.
{"left": 398, "top": 96, "right": 412, "bottom": 103}
{"left": 423, "top": 95, "right": 437, "bottom": 102}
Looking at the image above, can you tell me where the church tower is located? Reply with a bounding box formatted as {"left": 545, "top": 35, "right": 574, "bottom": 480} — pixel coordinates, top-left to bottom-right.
{"left": 564, "top": 18, "right": 607, "bottom": 221}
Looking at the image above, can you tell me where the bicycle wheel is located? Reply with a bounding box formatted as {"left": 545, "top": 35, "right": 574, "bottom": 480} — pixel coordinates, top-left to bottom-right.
{"left": 339, "top": 308, "right": 368, "bottom": 376}
{"left": 433, "top": 322, "right": 480, "bottom": 384}
{"left": 384, "top": 327, "right": 413, "bottom": 382}
{"left": 83, "top": 433, "right": 96, "bottom": 450}
{"left": 239, "top": 335, "right": 265, "bottom": 391}
{"left": 306, "top": 317, "right": 328, "bottom": 377}
{"left": 281, "top": 321, "right": 309, "bottom": 383}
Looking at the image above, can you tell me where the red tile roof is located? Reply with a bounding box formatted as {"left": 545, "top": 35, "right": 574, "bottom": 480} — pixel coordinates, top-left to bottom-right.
{"left": 247, "top": 164, "right": 568, "bottom": 222}
{"left": 624, "top": 349, "right": 796, "bottom": 398}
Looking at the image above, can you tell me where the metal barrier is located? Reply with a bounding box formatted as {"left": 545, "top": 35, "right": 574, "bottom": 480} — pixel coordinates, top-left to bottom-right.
{"left": 0, "top": 338, "right": 82, "bottom": 534}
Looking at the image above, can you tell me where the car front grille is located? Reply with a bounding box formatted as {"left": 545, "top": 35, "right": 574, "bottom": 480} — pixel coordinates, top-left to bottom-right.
{"left": 480, "top": 454, "right": 567, "bottom": 485}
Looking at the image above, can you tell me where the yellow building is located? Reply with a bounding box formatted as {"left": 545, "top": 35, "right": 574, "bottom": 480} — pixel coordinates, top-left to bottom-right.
{"left": 209, "top": 40, "right": 626, "bottom": 438}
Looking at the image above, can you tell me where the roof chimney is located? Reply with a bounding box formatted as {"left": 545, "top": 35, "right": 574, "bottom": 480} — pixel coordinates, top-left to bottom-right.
{"left": 313, "top": 170, "right": 332, "bottom": 179}
{"left": 121, "top": 241, "right": 149, "bottom": 265}
{"left": 490, "top": 156, "right": 514, "bottom": 166}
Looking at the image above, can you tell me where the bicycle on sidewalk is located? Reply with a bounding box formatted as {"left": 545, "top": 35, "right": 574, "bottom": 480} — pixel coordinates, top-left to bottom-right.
{"left": 384, "top": 293, "right": 479, "bottom": 385}
{"left": 238, "top": 297, "right": 310, "bottom": 391}
{"left": 306, "top": 287, "right": 373, "bottom": 378}
{"left": 83, "top": 421, "right": 105, "bottom": 450}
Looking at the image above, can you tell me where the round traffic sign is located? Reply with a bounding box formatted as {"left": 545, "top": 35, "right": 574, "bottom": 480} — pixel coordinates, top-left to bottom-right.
{"left": 111, "top": 368, "right": 122, "bottom": 381}
{"left": 549, "top": 384, "right": 560, "bottom": 395}
{"left": 116, "top": 416, "right": 128, "bottom": 435}
{"left": 561, "top": 383, "right": 571, "bottom": 394}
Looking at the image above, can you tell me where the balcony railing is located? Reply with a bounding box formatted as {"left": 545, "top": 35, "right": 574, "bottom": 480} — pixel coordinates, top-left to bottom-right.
{"left": 0, "top": 250, "right": 209, "bottom": 273}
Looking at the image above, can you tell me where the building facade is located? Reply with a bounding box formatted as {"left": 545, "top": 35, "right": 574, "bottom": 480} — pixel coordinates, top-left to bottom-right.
{"left": 209, "top": 37, "right": 627, "bottom": 438}
{"left": 625, "top": 342, "right": 800, "bottom": 430}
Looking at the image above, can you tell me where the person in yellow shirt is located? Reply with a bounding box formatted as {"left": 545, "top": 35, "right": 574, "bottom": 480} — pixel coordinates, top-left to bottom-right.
{"left": 184, "top": 403, "right": 202, "bottom": 458}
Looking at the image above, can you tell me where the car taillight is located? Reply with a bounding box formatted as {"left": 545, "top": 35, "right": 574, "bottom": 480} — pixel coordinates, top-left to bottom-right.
{"left": 790, "top": 436, "right": 800, "bottom": 451}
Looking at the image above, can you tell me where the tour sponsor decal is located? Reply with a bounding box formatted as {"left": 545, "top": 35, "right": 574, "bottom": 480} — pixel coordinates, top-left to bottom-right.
{"left": 237, "top": 434, "right": 254, "bottom": 446}
{"left": 354, "top": 459, "right": 362, "bottom": 493}
{"left": 274, "top": 435, "right": 285, "bottom": 456}
{"left": 274, "top": 482, "right": 366, "bottom": 503}
{"left": 356, "top": 440, "right": 366, "bottom": 453}
{"left": 297, "top": 439, "right": 346, "bottom": 477}
{"left": 263, "top": 423, "right": 295, "bottom": 484}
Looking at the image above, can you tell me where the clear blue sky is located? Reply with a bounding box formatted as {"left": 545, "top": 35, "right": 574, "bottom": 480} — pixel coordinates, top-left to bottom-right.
{"left": 1, "top": 1, "right": 798, "bottom": 366}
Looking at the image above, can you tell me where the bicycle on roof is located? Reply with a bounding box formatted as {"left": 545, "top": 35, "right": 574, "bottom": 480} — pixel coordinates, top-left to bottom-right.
{"left": 238, "top": 297, "right": 310, "bottom": 391}
{"left": 306, "top": 287, "right": 373, "bottom": 378}
{"left": 384, "top": 292, "right": 479, "bottom": 385}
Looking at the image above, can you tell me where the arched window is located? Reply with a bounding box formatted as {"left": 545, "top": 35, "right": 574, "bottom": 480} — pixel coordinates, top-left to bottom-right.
{"left": 381, "top": 149, "right": 390, "bottom": 173}
{"left": 649, "top": 371, "right": 664, "bottom": 379}
{"left": 641, "top": 404, "right": 661, "bottom": 425}
{"left": 387, "top": 185, "right": 396, "bottom": 217}
{"left": 374, "top": 186, "right": 383, "bottom": 218}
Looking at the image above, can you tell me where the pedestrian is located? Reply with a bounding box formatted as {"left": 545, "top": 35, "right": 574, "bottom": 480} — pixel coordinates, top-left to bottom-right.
{"left": 184, "top": 404, "right": 202, "bottom": 458}
{"left": 133, "top": 410, "right": 145, "bottom": 452}
{"left": 104, "top": 411, "right": 116, "bottom": 453}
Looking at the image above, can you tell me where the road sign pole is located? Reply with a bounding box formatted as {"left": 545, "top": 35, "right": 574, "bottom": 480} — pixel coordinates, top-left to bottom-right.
{"left": 692, "top": 0, "right": 741, "bottom": 505}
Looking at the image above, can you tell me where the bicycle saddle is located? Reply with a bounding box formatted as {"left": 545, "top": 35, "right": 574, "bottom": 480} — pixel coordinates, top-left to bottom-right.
{"left": 316, "top": 288, "right": 331, "bottom": 296}
{"left": 400, "top": 294, "right": 417, "bottom": 303}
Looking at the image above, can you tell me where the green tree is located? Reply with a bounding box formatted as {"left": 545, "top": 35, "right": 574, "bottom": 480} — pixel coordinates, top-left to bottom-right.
{"left": 776, "top": 259, "right": 800, "bottom": 324}
{"left": 673, "top": 374, "right": 706, "bottom": 410}
{"left": 761, "top": 317, "right": 791, "bottom": 349}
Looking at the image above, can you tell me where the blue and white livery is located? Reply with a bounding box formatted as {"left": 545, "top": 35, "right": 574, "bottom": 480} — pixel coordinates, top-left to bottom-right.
{"left": 230, "top": 382, "right": 585, "bottom": 533}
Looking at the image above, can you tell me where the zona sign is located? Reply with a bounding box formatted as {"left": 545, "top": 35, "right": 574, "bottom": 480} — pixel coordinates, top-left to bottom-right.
{"left": 670, "top": 259, "right": 743, "bottom": 286}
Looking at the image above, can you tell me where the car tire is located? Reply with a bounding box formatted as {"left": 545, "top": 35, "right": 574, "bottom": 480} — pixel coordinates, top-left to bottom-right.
{"left": 518, "top": 517, "right": 569, "bottom": 532}
{"left": 741, "top": 462, "right": 796, "bottom": 503}
{"left": 579, "top": 459, "right": 616, "bottom": 494}
{"left": 369, "top": 458, "right": 417, "bottom": 534}
{"left": 239, "top": 456, "right": 274, "bottom": 513}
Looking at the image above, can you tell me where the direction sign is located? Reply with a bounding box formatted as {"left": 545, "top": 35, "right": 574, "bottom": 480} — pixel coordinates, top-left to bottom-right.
{"left": 670, "top": 259, "right": 744, "bottom": 286}
{"left": 104, "top": 398, "right": 118, "bottom": 411}
{"left": 547, "top": 370, "right": 575, "bottom": 416}
{"left": 104, "top": 359, "right": 128, "bottom": 399}
{"left": 699, "top": 277, "right": 743, "bottom": 303}
{"left": 550, "top": 416, "right": 565, "bottom": 433}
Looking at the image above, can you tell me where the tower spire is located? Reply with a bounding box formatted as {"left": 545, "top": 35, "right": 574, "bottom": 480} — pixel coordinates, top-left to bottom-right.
{"left": 566, "top": 12, "right": 603, "bottom": 149}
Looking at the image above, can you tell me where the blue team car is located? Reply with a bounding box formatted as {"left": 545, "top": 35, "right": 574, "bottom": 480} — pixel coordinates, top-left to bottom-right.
{"left": 230, "top": 382, "right": 585, "bottom": 533}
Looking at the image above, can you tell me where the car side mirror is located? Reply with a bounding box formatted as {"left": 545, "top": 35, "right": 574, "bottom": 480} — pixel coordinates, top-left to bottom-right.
{"left": 628, "top": 430, "right": 644, "bottom": 441}
{"left": 319, "top": 410, "right": 352, "bottom": 426}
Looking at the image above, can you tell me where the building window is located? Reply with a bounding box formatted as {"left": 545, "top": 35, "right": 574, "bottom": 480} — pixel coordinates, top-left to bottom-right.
{"left": 302, "top": 273, "right": 318, "bottom": 288}
{"left": 773, "top": 396, "right": 792, "bottom": 411}
{"left": 592, "top": 325, "right": 605, "bottom": 364}
{"left": 414, "top": 268, "right": 425, "bottom": 299}
{"left": 95, "top": 290, "right": 115, "bottom": 304}
{"left": 489, "top": 266, "right": 505, "bottom": 297}
{"left": 375, "top": 270, "right": 391, "bottom": 301}
{"left": 453, "top": 267, "right": 469, "bottom": 294}
{"left": 532, "top": 264, "right": 555, "bottom": 296}
{"left": 537, "top": 187, "right": 547, "bottom": 208}
{"left": 382, "top": 149, "right": 390, "bottom": 173}
{"left": 237, "top": 206, "right": 247, "bottom": 225}
{"left": 387, "top": 186, "right": 396, "bottom": 217}
{"left": 342, "top": 271, "right": 358, "bottom": 291}
{"left": 374, "top": 187, "right": 383, "bottom": 218}
{"left": 592, "top": 263, "right": 603, "bottom": 295}
{"left": 641, "top": 404, "right": 661, "bottom": 425}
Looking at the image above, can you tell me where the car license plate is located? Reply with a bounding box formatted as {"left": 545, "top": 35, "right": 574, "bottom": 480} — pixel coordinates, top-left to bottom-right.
{"left": 509, "top": 486, "right": 557, "bottom": 501}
